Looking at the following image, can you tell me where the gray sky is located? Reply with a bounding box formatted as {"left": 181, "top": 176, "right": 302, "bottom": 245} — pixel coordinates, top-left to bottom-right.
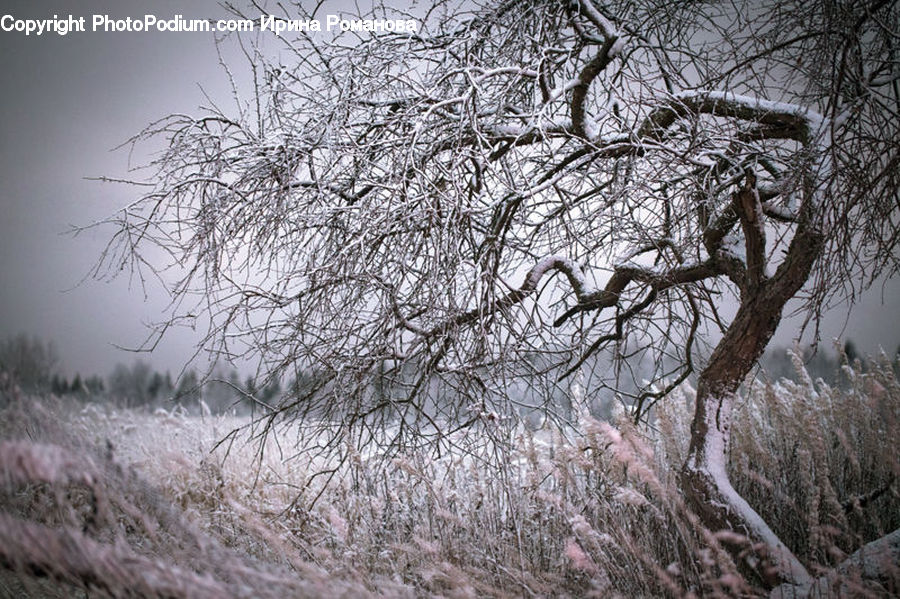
{"left": 0, "top": 0, "right": 249, "bottom": 376}
{"left": 1, "top": 1, "right": 898, "bottom": 379}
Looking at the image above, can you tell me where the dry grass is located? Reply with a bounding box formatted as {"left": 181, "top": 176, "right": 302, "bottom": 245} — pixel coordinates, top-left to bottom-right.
{"left": 0, "top": 353, "right": 897, "bottom": 598}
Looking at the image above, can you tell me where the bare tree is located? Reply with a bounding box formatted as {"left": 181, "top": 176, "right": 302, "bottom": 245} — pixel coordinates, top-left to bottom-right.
{"left": 92, "top": 0, "right": 900, "bottom": 590}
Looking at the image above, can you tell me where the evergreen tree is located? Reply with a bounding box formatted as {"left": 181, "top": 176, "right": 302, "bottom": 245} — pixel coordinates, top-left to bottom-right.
{"left": 70, "top": 374, "right": 86, "bottom": 395}
{"left": 175, "top": 370, "right": 201, "bottom": 404}
{"left": 50, "top": 374, "right": 68, "bottom": 395}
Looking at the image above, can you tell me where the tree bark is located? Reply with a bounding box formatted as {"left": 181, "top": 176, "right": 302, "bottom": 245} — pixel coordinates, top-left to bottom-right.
{"left": 770, "top": 527, "right": 900, "bottom": 598}
{"left": 681, "top": 231, "right": 823, "bottom": 588}
{"left": 681, "top": 296, "right": 812, "bottom": 587}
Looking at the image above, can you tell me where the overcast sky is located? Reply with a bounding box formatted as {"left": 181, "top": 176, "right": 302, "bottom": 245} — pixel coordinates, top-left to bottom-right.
{"left": 1, "top": 0, "right": 258, "bottom": 377}
{"left": 1, "top": 1, "right": 899, "bottom": 380}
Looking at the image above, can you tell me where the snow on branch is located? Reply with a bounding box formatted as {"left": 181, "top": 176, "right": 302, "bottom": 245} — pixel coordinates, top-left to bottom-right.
{"left": 409, "top": 248, "right": 722, "bottom": 360}
{"left": 570, "top": 1, "right": 624, "bottom": 140}
{"left": 571, "top": 42, "right": 620, "bottom": 140}
{"left": 418, "top": 256, "right": 602, "bottom": 341}
{"left": 523, "top": 256, "right": 594, "bottom": 296}
{"left": 639, "top": 90, "right": 824, "bottom": 143}
{"left": 575, "top": 0, "right": 620, "bottom": 41}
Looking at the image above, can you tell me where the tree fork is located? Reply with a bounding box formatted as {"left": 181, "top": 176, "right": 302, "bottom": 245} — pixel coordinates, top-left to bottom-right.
{"left": 682, "top": 214, "right": 825, "bottom": 588}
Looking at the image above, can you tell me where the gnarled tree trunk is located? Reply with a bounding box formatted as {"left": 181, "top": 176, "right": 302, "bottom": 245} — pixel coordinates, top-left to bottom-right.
{"left": 681, "top": 228, "right": 824, "bottom": 588}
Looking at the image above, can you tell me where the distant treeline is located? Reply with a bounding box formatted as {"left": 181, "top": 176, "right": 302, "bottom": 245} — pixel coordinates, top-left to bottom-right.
{"left": 0, "top": 334, "right": 303, "bottom": 415}
{"left": 1, "top": 334, "right": 897, "bottom": 417}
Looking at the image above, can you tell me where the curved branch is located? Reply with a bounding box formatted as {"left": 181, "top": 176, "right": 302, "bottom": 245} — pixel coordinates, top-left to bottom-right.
{"left": 575, "top": 0, "right": 619, "bottom": 39}
{"left": 571, "top": 37, "right": 621, "bottom": 139}
{"left": 569, "top": 0, "right": 624, "bottom": 140}
{"left": 639, "top": 91, "right": 823, "bottom": 143}
{"left": 554, "top": 259, "right": 721, "bottom": 327}
{"left": 421, "top": 256, "right": 601, "bottom": 340}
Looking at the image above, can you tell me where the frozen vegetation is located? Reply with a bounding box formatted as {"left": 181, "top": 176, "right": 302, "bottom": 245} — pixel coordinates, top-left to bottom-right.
{"left": 0, "top": 352, "right": 897, "bottom": 597}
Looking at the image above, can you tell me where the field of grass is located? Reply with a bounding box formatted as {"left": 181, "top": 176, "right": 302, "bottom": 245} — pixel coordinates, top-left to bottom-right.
{"left": 0, "top": 353, "right": 898, "bottom": 598}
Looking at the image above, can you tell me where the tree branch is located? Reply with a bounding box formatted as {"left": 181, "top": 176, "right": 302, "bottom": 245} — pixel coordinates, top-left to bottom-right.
{"left": 639, "top": 91, "right": 823, "bottom": 143}
{"left": 421, "top": 256, "right": 602, "bottom": 340}
{"left": 571, "top": 37, "right": 621, "bottom": 139}
{"left": 736, "top": 171, "right": 768, "bottom": 292}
